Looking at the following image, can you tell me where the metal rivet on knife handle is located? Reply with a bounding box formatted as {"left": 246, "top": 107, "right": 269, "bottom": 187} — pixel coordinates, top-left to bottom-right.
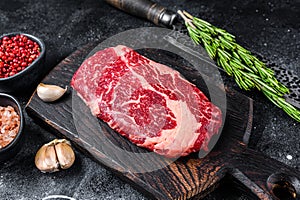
{"left": 104, "top": 0, "right": 177, "bottom": 27}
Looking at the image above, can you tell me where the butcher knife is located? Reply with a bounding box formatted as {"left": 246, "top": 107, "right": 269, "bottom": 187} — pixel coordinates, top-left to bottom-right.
{"left": 104, "top": 0, "right": 300, "bottom": 110}
{"left": 26, "top": 42, "right": 300, "bottom": 200}
{"left": 25, "top": 22, "right": 300, "bottom": 200}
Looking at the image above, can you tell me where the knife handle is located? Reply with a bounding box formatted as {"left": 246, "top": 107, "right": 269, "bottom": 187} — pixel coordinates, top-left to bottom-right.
{"left": 104, "top": 0, "right": 177, "bottom": 27}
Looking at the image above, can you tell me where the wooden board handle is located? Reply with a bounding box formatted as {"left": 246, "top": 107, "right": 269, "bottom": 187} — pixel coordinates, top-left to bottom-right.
{"left": 228, "top": 146, "right": 300, "bottom": 199}
{"left": 104, "top": 0, "right": 177, "bottom": 27}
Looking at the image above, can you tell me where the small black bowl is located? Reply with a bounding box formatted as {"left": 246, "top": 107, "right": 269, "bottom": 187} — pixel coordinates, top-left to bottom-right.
{"left": 0, "top": 93, "right": 24, "bottom": 162}
{"left": 0, "top": 32, "right": 46, "bottom": 94}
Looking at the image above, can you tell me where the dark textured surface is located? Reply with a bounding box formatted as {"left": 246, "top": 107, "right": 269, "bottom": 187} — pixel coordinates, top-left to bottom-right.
{"left": 0, "top": 0, "right": 299, "bottom": 199}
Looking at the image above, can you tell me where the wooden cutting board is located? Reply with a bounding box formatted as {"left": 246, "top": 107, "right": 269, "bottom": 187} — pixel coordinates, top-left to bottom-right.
{"left": 26, "top": 43, "right": 300, "bottom": 200}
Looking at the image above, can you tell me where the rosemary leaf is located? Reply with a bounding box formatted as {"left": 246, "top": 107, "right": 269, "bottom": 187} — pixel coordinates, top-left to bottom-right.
{"left": 178, "top": 10, "right": 300, "bottom": 122}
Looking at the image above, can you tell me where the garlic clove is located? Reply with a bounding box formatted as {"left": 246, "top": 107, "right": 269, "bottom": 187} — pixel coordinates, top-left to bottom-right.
{"left": 55, "top": 140, "right": 75, "bottom": 170}
{"left": 37, "top": 83, "right": 67, "bottom": 102}
{"left": 35, "top": 144, "right": 59, "bottom": 173}
{"left": 35, "top": 139, "right": 75, "bottom": 173}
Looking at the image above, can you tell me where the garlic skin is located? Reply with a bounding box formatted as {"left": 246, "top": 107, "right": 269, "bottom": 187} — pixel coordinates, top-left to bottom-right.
{"left": 37, "top": 83, "right": 67, "bottom": 102}
{"left": 35, "top": 139, "right": 75, "bottom": 173}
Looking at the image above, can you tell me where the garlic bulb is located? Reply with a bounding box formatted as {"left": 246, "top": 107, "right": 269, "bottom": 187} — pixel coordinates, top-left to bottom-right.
{"left": 35, "top": 139, "right": 75, "bottom": 173}
{"left": 37, "top": 83, "right": 67, "bottom": 102}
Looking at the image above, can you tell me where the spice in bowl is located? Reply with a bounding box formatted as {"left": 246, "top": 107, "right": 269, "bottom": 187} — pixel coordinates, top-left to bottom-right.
{"left": 0, "top": 105, "right": 20, "bottom": 149}
{"left": 0, "top": 34, "right": 41, "bottom": 78}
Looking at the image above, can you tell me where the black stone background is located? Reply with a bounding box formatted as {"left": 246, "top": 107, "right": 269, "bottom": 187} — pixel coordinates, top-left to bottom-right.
{"left": 0, "top": 0, "right": 299, "bottom": 199}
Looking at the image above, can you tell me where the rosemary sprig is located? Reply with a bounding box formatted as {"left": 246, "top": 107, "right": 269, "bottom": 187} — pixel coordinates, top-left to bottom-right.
{"left": 178, "top": 10, "right": 300, "bottom": 122}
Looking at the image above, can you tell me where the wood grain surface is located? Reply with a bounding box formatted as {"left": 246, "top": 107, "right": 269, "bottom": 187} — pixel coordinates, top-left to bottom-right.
{"left": 26, "top": 43, "right": 300, "bottom": 200}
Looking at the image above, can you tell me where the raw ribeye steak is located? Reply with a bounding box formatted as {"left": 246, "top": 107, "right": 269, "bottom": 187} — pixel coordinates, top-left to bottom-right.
{"left": 71, "top": 45, "right": 222, "bottom": 158}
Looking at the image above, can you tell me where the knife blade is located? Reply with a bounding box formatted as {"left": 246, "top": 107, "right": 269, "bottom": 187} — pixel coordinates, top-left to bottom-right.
{"left": 104, "top": 0, "right": 300, "bottom": 110}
